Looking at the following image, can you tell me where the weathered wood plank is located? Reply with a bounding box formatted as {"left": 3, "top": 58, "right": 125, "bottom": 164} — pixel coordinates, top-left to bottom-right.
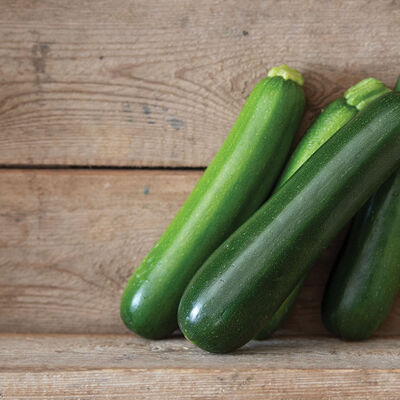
{"left": 0, "top": 0, "right": 399, "bottom": 166}
{"left": 2, "top": 334, "right": 400, "bottom": 371}
{"left": 1, "top": 334, "right": 399, "bottom": 399}
{"left": 2, "top": 368, "right": 399, "bottom": 400}
{"left": 1, "top": 169, "right": 399, "bottom": 335}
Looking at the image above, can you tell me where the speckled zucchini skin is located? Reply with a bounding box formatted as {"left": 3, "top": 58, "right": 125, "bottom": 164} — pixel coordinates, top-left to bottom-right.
{"left": 256, "top": 78, "right": 389, "bottom": 340}
{"left": 322, "top": 172, "right": 400, "bottom": 340}
{"left": 120, "top": 69, "right": 305, "bottom": 339}
{"left": 255, "top": 98, "right": 357, "bottom": 340}
{"left": 321, "top": 78, "right": 400, "bottom": 341}
{"left": 178, "top": 92, "right": 400, "bottom": 353}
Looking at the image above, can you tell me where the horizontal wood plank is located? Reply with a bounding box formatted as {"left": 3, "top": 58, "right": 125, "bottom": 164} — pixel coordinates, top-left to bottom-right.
{"left": 1, "top": 334, "right": 400, "bottom": 399}
{"left": 2, "top": 334, "right": 400, "bottom": 371}
{"left": 3, "top": 368, "right": 399, "bottom": 400}
{"left": 1, "top": 169, "right": 399, "bottom": 335}
{"left": 0, "top": 0, "right": 399, "bottom": 166}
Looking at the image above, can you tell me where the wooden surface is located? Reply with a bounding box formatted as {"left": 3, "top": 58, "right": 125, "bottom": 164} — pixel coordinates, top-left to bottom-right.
{"left": 0, "top": 0, "right": 400, "bottom": 167}
{"left": 1, "top": 0, "right": 400, "bottom": 398}
{"left": 1, "top": 169, "right": 399, "bottom": 336}
{"left": 1, "top": 334, "right": 400, "bottom": 399}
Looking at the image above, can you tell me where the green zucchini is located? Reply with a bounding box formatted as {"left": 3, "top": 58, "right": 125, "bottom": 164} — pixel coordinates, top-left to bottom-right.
{"left": 120, "top": 65, "right": 305, "bottom": 339}
{"left": 321, "top": 76, "right": 400, "bottom": 341}
{"left": 178, "top": 91, "right": 400, "bottom": 353}
{"left": 277, "top": 78, "right": 390, "bottom": 187}
{"left": 256, "top": 78, "right": 390, "bottom": 340}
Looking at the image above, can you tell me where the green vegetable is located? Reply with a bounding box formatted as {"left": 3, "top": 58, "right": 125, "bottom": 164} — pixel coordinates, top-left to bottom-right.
{"left": 277, "top": 78, "right": 390, "bottom": 187}
{"left": 178, "top": 91, "right": 400, "bottom": 353}
{"left": 120, "top": 65, "right": 305, "bottom": 339}
{"left": 321, "top": 76, "right": 400, "bottom": 341}
{"left": 256, "top": 78, "right": 390, "bottom": 340}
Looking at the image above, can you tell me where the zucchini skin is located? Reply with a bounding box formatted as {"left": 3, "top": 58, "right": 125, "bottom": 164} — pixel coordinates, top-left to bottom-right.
{"left": 276, "top": 98, "right": 357, "bottom": 187}
{"left": 255, "top": 99, "right": 356, "bottom": 340}
{"left": 321, "top": 78, "right": 400, "bottom": 341}
{"left": 256, "top": 78, "right": 389, "bottom": 340}
{"left": 120, "top": 74, "right": 305, "bottom": 339}
{"left": 178, "top": 92, "right": 400, "bottom": 353}
{"left": 255, "top": 279, "right": 304, "bottom": 339}
{"left": 322, "top": 172, "right": 400, "bottom": 340}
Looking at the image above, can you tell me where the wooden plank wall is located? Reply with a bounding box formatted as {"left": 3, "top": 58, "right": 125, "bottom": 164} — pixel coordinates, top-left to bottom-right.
{"left": 1, "top": 169, "right": 400, "bottom": 335}
{"left": 1, "top": 0, "right": 399, "bottom": 168}
{"left": 1, "top": 0, "right": 400, "bottom": 336}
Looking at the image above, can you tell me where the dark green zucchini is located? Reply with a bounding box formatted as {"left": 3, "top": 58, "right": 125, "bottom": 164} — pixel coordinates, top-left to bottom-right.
{"left": 178, "top": 91, "right": 400, "bottom": 353}
{"left": 321, "top": 76, "right": 400, "bottom": 341}
{"left": 120, "top": 65, "right": 305, "bottom": 339}
{"left": 256, "top": 78, "right": 390, "bottom": 340}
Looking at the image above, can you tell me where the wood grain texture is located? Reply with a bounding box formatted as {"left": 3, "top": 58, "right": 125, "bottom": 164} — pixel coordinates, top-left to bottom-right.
{"left": 3, "top": 368, "right": 400, "bottom": 400}
{"left": 1, "top": 169, "right": 399, "bottom": 335}
{"left": 2, "top": 334, "right": 400, "bottom": 371}
{"left": 2, "top": 2, "right": 400, "bottom": 397}
{"left": 0, "top": 334, "right": 400, "bottom": 399}
{"left": 0, "top": 0, "right": 399, "bottom": 167}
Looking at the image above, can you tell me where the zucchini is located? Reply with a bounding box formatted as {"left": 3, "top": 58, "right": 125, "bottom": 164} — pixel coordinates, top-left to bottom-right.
{"left": 178, "top": 91, "right": 400, "bottom": 353}
{"left": 277, "top": 78, "right": 390, "bottom": 187}
{"left": 321, "top": 76, "right": 400, "bottom": 341}
{"left": 120, "top": 65, "right": 305, "bottom": 339}
{"left": 256, "top": 78, "right": 390, "bottom": 340}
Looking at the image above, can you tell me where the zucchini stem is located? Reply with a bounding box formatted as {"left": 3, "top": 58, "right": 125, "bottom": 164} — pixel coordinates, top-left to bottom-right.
{"left": 345, "top": 78, "right": 390, "bottom": 110}
{"left": 268, "top": 64, "right": 304, "bottom": 87}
